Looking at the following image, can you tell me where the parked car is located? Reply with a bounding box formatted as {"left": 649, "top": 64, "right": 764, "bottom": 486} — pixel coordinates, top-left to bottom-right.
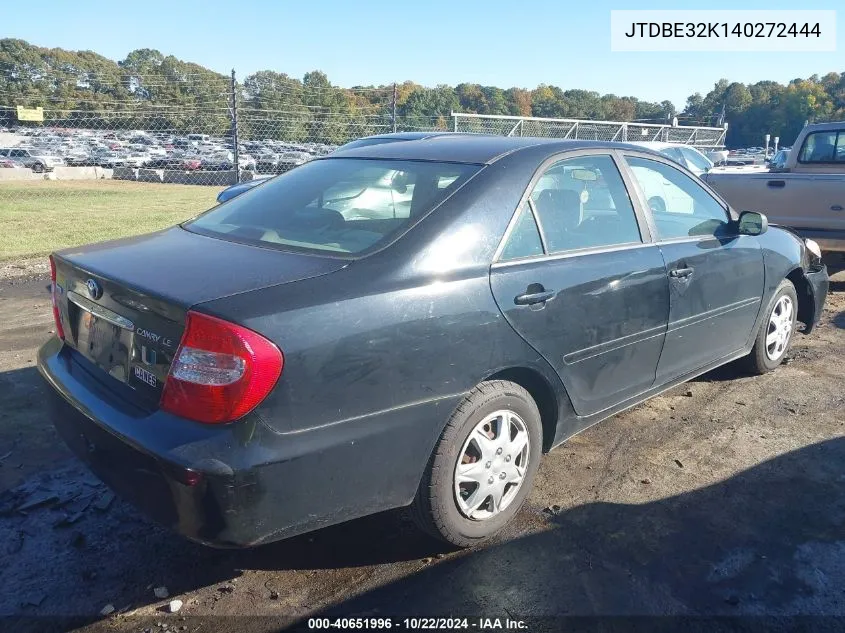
{"left": 200, "top": 156, "right": 234, "bottom": 171}
{"left": 0, "top": 147, "right": 63, "bottom": 172}
{"left": 39, "top": 137, "right": 828, "bottom": 548}
{"left": 92, "top": 151, "right": 127, "bottom": 168}
{"left": 256, "top": 151, "right": 312, "bottom": 174}
{"left": 702, "top": 121, "right": 845, "bottom": 256}
{"left": 0, "top": 158, "right": 21, "bottom": 168}
{"left": 124, "top": 153, "right": 152, "bottom": 168}
{"left": 237, "top": 154, "right": 256, "bottom": 170}
{"left": 143, "top": 157, "right": 185, "bottom": 170}
{"left": 628, "top": 141, "right": 714, "bottom": 176}
{"left": 64, "top": 154, "right": 95, "bottom": 167}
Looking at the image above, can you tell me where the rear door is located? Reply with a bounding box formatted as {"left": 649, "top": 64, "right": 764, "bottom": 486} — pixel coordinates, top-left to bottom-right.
{"left": 621, "top": 153, "right": 764, "bottom": 383}
{"left": 490, "top": 151, "right": 669, "bottom": 417}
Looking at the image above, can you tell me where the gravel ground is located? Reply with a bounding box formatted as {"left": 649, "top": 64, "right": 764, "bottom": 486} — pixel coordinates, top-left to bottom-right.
{"left": 0, "top": 268, "right": 843, "bottom": 633}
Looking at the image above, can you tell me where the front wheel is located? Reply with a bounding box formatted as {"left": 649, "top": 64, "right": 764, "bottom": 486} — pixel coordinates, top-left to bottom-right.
{"left": 31, "top": 162, "right": 44, "bottom": 173}
{"left": 742, "top": 279, "right": 798, "bottom": 374}
{"left": 411, "top": 380, "right": 542, "bottom": 547}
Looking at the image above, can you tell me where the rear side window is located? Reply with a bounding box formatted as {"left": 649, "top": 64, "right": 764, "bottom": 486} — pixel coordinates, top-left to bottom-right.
{"left": 187, "top": 158, "right": 479, "bottom": 255}
{"left": 798, "top": 130, "right": 845, "bottom": 163}
{"left": 500, "top": 203, "right": 543, "bottom": 261}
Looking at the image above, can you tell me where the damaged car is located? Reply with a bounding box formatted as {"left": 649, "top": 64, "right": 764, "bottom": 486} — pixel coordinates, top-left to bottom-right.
{"left": 38, "top": 136, "right": 828, "bottom": 548}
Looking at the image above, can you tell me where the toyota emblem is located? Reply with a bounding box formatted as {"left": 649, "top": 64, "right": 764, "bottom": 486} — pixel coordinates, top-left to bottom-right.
{"left": 85, "top": 278, "right": 103, "bottom": 300}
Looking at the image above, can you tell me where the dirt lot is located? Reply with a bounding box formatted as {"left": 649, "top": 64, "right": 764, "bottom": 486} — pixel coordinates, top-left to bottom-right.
{"left": 0, "top": 265, "right": 843, "bottom": 632}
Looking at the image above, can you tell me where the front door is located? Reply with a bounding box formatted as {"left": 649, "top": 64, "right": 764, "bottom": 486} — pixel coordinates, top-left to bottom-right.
{"left": 623, "top": 154, "right": 764, "bottom": 383}
{"left": 490, "top": 153, "right": 669, "bottom": 417}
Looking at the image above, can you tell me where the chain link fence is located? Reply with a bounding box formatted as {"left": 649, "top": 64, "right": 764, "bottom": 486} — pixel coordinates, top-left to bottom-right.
{"left": 452, "top": 112, "right": 728, "bottom": 147}
{"left": 0, "top": 70, "right": 723, "bottom": 262}
{"left": 0, "top": 72, "right": 455, "bottom": 261}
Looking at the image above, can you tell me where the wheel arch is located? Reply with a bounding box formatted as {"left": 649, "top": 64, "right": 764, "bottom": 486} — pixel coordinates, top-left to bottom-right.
{"left": 484, "top": 366, "right": 561, "bottom": 453}
{"left": 785, "top": 267, "right": 814, "bottom": 330}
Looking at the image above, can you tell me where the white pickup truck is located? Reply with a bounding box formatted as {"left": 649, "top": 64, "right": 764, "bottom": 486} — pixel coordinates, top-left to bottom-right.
{"left": 702, "top": 121, "right": 845, "bottom": 259}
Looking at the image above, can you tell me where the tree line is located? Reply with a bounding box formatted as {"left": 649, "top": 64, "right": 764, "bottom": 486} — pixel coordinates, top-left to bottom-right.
{"left": 1, "top": 39, "right": 843, "bottom": 147}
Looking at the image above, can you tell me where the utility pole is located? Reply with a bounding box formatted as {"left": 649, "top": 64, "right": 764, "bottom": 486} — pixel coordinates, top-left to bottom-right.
{"left": 231, "top": 69, "right": 240, "bottom": 184}
{"left": 392, "top": 83, "right": 397, "bottom": 133}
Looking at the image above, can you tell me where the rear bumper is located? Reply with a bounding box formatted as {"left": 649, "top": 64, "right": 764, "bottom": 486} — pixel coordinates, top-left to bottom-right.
{"left": 37, "top": 338, "right": 443, "bottom": 547}
{"left": 39, "top": 340, "right": 270, "bottom": 547}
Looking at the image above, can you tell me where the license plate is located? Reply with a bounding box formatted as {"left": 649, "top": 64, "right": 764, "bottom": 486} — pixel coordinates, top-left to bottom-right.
{"left": 76, "top": 309, "right": 133, "bottom": 383}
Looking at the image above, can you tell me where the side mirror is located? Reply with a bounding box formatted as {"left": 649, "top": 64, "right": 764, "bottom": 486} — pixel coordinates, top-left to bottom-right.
{"left": 737, "top": 210, "right": 768, "bottom": 236}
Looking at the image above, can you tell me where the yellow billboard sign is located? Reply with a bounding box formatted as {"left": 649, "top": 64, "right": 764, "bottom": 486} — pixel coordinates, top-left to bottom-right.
{"left": 16, "top": 106, "right": 44, "bottom": 122}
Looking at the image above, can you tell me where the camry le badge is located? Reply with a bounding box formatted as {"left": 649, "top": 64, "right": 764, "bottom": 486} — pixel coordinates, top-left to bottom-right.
{"left": 86, "top": 278, "right": 103, "bottom": 300}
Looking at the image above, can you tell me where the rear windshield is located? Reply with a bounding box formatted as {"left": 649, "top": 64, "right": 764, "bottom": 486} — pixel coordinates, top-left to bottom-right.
{"left": 186, "top": 158, "right": 480, "bottom": 255}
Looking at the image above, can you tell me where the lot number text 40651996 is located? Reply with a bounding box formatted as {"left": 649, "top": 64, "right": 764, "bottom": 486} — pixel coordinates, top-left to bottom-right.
{"left": 308, "top": 617, "right": 528, "bottom": 630}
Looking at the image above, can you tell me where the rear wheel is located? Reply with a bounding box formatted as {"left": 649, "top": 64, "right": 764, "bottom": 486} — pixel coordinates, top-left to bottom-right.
{"left": 411, "top": 380, "right": 542, "bottom": 547}
{"left": 743, "top": 279, "right": 797, "bottom": 374}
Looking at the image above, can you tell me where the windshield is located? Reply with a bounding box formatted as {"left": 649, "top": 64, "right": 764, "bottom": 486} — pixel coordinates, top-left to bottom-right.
{"left": 187, "top": 158, "right": 480, "bottom": 255}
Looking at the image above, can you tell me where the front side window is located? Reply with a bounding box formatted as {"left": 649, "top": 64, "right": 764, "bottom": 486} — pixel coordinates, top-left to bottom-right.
{"left": 798, "top": 130, "right": 845, "bottom": 163}
{"left": 527, "top": 154, "right": 642, "bottom": 254}
{"left": 625, "top": 156, "right": 729, "bottom": 240}
{"left": 187, "top": 158, "right": 479, "bottom": 255}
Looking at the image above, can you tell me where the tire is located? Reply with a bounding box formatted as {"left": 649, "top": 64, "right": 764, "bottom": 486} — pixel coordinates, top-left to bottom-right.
{"left": 742, "top": 279, "right": 798, "bottom": 375}
{"left": 31, "top": 162, "right": 44, "bottom": 173}
{"left": 411, "top": 380, "right": 542, "bottom": 547}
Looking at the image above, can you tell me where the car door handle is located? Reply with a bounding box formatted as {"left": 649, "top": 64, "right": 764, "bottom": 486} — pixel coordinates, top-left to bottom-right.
{"left": 832, "top": 205, "right": 844, "bottom": 212}
{"left": 669, "top": 267, "right": 694, "bottom": 279}
{"left": 514, "top": 286, "right": 555, "bottom": 306}
{"left": 767, "top": 180, "right": 785, "bottom": 188}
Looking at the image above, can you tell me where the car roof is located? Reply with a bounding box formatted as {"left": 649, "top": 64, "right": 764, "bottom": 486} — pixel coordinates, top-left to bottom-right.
{"left": 359, "top": 131, "right": 475, "bottom": 141}
{"left": 802, "top": 121, "right": 845, "bottom": 132}
{"left": 324, "top": 135, "right": 659, "bottom": 165}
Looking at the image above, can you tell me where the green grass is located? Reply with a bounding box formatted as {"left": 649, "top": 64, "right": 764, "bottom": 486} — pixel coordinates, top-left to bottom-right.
{"left": 0, "top": 180, "right": 222, "bottom": 261}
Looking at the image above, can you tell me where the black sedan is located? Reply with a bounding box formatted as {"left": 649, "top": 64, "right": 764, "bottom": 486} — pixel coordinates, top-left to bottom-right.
{"left": 38, "top": 136, "right": 829, "bottom": 548}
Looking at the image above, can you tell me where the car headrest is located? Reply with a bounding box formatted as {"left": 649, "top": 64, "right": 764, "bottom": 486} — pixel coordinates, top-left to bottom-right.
{"left": 534, "top": 188, "right": 581, "bottom": 231}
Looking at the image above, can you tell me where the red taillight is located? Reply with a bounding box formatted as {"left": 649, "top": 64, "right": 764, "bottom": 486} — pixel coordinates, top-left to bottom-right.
{"left": 49, "top": 255, "right": 65, "bottom": 341}
{"left": 160, "top": 311, "right": 283, "bottom": 424}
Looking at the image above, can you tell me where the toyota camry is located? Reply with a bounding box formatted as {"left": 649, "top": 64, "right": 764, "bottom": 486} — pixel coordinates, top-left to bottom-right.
{"left": 38, "top": 135, "right": 829, "bottom": 548}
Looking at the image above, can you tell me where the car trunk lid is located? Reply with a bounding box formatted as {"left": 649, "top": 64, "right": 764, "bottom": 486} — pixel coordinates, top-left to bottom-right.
{"left": 52, "top": 226, "right": 346, "bottom": 408}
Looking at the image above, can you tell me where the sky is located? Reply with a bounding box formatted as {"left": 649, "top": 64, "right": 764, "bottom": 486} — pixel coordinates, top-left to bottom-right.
{"left": 3, "top": 0, "right": 842, "bottom": 109}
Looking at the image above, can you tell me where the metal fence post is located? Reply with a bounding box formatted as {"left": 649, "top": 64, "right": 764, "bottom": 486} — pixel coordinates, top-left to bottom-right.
{"left": 392, "top": 83, "right": 397, "bottom": 133}
{"left": 231, "top": 69, "right": 240, "bottom": 184}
